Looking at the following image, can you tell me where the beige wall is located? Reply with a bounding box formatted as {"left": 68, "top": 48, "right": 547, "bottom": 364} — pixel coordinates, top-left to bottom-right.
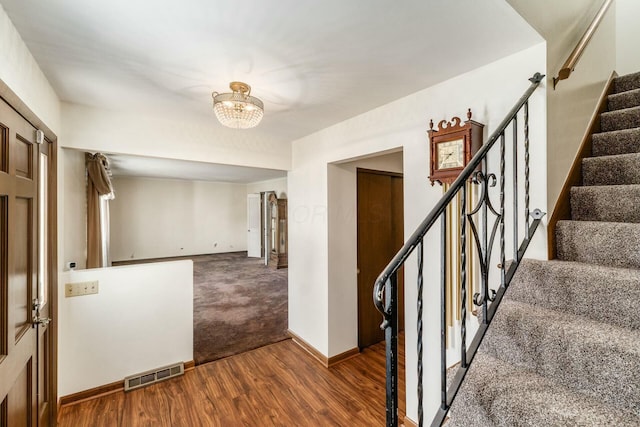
{"left": 0, "top": 4, "right": 60, "bottom": 134}
{"left": 617, "top": 0, "right": 640, "bottom": 75}
{"left": 110, "top": 176, "right": 248, "bottom": 261}
{"left": 507, "top": 0, "right": 617, "bottom": 214}
{"left": 61, "top": 149, "right": 87, "bottom": 270}
{"left": 61, "top": 167, "right": 288, "bottom": 267}
{"left": 246, "top": 177, "right": 288, "bottom": 199}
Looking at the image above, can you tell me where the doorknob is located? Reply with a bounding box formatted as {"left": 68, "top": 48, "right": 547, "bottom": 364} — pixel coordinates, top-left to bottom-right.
{"left": 31, "top": 297, "right": 51, "bottom": 327}
{"left": 32, "top": 316, "right": 51, "bottom": 328}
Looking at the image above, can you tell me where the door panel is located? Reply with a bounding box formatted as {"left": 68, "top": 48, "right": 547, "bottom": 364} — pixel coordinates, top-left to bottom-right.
{"left": 0, "top": 125, "right": 7, "bottom": 173}
{"left": 357, "top": 170, "right": 404, "bottom": 349}
{"left": 7, "top": 359, "right": 33, "bottom": 427}
{"left": 13, "top": 198, "right": 32, "bottom": 341}
{"left": 0, "top": 98, "right": 39, "bottom": 427}
{"left": 1, "top": 195, "right": 6, "bottom": 359}
{"left": 14, "top": 136, "right": 33, "bottom": 180}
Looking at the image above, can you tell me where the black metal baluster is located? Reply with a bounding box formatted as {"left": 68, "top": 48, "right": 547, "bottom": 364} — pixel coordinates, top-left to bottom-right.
{"left": 481, "top": 160, "right": 489, "bottom": 323}
{"left": 417, "top": 238, "right": 424, "bottom": 426}
{"left": 512, "top": 116, "right": 519, "bottom": 262}
{"left": 460, "top": 185, "right": 467, "bottom": 368}
{"left": 439, "top": 215, "right": 446, "bottom": 416}
{"left": 524, "top": 101, "right": 530, "bottom": 237}
{"left": 372, "top": 73, "right": 545, "bottom": 427}
{"left": 500, "top": 132, "right": 506, "bottom": 288}
{"left": 385, "top": 273, "right": 399, "bottom": 427}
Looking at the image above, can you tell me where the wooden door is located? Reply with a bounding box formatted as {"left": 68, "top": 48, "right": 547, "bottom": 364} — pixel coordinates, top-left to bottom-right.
{"left": 0, "top": 99, "right": 46, "bottom": 426}
{"left": 357, "top": 169, "right": 404, "bottom": 349}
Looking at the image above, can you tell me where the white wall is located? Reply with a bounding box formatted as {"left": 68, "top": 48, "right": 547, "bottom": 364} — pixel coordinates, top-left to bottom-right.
{"left": 110, "top": 176, "right": 247, "bottom": 261}
{"left": 58, "top": 261, "right": 193, "bottom": 397}
{"left": 61, "top": 102, "right": 291, "bottom": 171}
{"left": 246, "top": 177, "right": 288, "bottom": 199}
{"left": 327, "top": 151, "right": 403, "bottom": 355}
{"left": 0, "top": 4, "right": 60, "bottom": 134}
{"left": 288, "top": 43, "right": 547, "bottom": 421}
{"left": 616, "top": 0, "right": 640, "bottom": 75}
{"left": 60, "top": 148, "right": 87, "bottom": 270}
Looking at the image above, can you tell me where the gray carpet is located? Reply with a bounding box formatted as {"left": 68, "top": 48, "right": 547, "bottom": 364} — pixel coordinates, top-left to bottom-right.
{"left": 193, "top": 252, "right": 288, "bottom": 365}
{"left": 449, "top": 71, "right": 640, "bottom": 425}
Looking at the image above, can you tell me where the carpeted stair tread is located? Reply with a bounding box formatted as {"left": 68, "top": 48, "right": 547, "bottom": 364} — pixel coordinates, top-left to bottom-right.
{"left": 508, "top": 259, "right": 640, "bottom": 330}
{"left": 600, "top": 105, "right": 640, "bottom": 132}
{"left": 449, "top": 70, "right": 640, "bottom": 426}
{"left": 556, "top": 220, "right": 640, "bottom": 268}
{"left": 481, "top": 300, "right": 640, "bottom": 414}
{"left": 447, "top": 352, "right": 640, "bottom": 427}
{"left": 614, "top": 71, "right": 640, "bottom": 93}
{"left": 570, "top": 184, "right": 640, "bottom": 222}
{"left": 582, "top": 152, "right": 640, "bottom": 185}
{"left": 608, "top": 87, "right": 640, "bottom": 111}
{"left": 591, "top": 127, "right": 640, "bottom": 156}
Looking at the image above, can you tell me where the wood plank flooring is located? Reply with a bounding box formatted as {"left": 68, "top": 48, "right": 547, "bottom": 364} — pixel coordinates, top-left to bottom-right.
{"left": 58, "top": 337, "right": 406, "bottom": 426}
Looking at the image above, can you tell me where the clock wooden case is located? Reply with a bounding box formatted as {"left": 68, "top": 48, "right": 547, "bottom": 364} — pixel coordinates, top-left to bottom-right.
{"left": 428, "top": 109, "right": 484, "bottom": 186}
{"left": 268, "top": 193, "right": 288, "bottom": 269}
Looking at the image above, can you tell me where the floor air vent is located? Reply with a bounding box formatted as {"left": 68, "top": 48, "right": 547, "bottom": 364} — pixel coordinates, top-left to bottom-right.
{"left": 124, "top": 362, "right": 184, "bottom": 391}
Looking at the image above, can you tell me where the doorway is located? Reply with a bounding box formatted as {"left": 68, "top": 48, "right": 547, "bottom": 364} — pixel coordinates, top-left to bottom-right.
{"left": 357, "top": 168, "right": 404, "bottom": 349}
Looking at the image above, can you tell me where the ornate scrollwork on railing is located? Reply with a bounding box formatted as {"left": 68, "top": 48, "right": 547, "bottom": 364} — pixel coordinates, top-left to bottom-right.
{"left": 373, "top": 73, "right": 546, "bottom": 427}
{"left": 466, "top": 170, "right": 501, "bottom": 308}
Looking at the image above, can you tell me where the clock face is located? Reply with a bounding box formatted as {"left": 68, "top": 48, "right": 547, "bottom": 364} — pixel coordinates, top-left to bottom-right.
{"left": 437, "top": 139, "right": 464, "bottom": 170}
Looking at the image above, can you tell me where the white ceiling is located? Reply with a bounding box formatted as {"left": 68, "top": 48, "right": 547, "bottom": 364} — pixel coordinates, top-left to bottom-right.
{"left": 2, "top": 0, "right": 541, "bottom": 181}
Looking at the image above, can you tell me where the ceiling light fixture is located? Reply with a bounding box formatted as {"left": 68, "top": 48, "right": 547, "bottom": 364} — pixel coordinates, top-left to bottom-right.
{"left": 212, "top": 81, "right": 264, "bottom": 129}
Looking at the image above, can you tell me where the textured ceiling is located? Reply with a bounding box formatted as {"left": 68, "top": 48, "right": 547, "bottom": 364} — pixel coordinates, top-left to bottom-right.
{"left": 2, "top": 0, "right": 541, "bottom": 181}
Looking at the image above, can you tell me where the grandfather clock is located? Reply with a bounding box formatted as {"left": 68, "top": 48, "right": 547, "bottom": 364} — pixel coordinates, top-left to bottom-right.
{"left": 428, "top": 109, "right": 484, "bottom": 186}
{"left": 427, "top": 109, "right": 483, "bottom": 346}
{"left": 268, "top": 193, "right": 288, "bottom": 269}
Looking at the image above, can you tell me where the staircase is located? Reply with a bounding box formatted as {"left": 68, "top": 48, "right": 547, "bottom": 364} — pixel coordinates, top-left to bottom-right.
{"left": 449, "top": 71, "right": 640, "bottom": 426}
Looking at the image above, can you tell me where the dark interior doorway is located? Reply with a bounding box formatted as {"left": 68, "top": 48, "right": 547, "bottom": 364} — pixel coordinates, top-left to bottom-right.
{"left": 357, "top": 168, "right": 404, "bottom": 349}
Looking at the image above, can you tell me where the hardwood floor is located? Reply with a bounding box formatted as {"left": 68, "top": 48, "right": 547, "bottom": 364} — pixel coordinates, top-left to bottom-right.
{"left": 58, "top": 337, "right": 406, "bottom": 426}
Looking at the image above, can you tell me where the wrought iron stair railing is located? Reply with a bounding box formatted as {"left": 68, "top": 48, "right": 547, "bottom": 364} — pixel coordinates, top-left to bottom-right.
{"left": 373, "top": 73, "right": 546, "bottom": 427}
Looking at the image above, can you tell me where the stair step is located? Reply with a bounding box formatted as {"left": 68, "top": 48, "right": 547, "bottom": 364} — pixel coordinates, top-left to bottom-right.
{"left": 582, "top": 152, "right": 640, "bottom": 185}
{"left": 608, "top": 87, "right": 640, "bottom": 111}
{"left": 448, "top": 352, "right": 640, "bottom": 426}
{"left": 556, "top": 220, "right": 640, "bottom": 269}
{"left": 481, "top": 300, "right": 640, "bottom": 415}
{"left": 592, "top": 127, "right": 640, "bottom": 156}
{"left": 614, "top": 71, "right": 640, "bottom": 93}
{"left": 508, "top": 259, "right": 640, "bottom": 330}
{"left": 600, "top": 106, "right": 640, "bottom": 132}
{"left": 570, "top": 184, "right": 640, "bottom": 222}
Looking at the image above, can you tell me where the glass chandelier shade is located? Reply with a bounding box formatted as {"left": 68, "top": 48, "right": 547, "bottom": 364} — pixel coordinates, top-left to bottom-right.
{"left": 212, "top": 81, "right": 264, "bottom": 129}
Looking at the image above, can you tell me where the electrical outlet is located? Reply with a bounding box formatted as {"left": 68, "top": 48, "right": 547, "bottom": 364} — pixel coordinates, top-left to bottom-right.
{"left": 65, "top": 281, "right": 99, "bottom": 297}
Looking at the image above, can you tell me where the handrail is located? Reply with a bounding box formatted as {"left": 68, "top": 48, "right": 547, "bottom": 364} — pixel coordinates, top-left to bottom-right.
{"left": 553, "top": 0, "right": 613, "bottom": 89}
{"left": 373, "top": 72, "right": 546, "bottom": 427}
{"left": 373, "top": 72, "right": 544, "bottom": 313}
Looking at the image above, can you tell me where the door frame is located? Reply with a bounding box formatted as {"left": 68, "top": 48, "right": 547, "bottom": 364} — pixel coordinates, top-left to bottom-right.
{"left": 0, "top": 81, "right": 59, "bottom": 424}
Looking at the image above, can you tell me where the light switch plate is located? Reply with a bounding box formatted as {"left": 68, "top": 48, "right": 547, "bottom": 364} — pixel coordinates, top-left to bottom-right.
{"left": 65, "top": 281, "right": 99, "bottom": 297}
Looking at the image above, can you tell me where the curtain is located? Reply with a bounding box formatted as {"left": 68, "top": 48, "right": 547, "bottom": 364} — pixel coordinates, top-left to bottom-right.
{"left": 86, "top": 153, "right": 113, "bottom": 268}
